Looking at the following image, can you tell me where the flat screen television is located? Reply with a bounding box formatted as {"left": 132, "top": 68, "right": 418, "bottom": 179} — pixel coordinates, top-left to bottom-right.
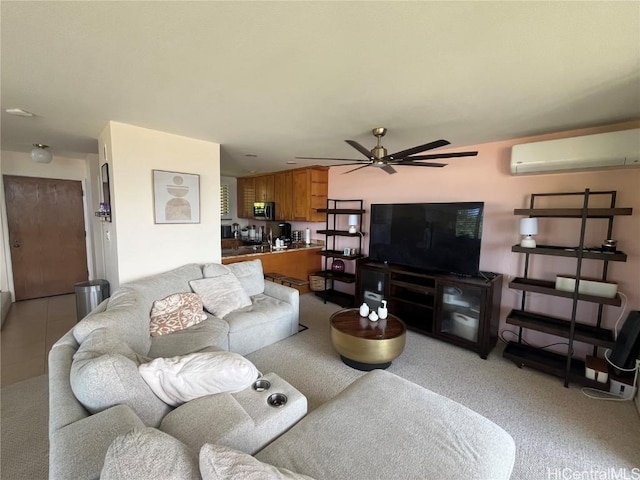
{"left": 368, "top": 202, "right": 484, "bottom": 276}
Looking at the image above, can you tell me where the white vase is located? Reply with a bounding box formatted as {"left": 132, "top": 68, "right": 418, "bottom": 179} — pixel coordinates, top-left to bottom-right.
{"left": 377, "top": 300, "right": 388, "bottom": 320}
{"left": 359, "top": 303, "right": 370, "bottom": 317}
{"left": 368, "top": 311, "right": 379, "bottom": 322}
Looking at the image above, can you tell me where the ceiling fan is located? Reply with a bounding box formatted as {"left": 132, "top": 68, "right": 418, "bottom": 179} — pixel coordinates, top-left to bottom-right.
{"left": 295, "top": 127, "right": 478, "bottom": 174}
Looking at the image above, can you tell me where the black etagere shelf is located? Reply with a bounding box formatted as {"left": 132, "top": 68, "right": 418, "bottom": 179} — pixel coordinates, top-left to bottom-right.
{"left": 505, "top": 189, "right": 632, "bottom": 388}
{"left": 315, "top": 199, "right": 365, "bottom": 308}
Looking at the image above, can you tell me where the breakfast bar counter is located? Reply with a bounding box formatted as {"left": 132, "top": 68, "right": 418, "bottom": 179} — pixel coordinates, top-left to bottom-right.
{"left": 222, "top": 243, "right": 323, "bottom": 294}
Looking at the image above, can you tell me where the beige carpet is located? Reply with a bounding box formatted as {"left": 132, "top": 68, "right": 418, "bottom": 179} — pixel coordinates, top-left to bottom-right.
{"left": 2, "top": 293, "right": 639, "bottom": 479}
{"left": 1, "top": 374, "right": 49, "bottom": 479}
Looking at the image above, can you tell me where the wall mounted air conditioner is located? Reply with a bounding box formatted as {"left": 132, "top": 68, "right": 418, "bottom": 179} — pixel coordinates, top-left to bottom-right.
{"left": 510, "top": 128, "right": 640, "bottom": 175}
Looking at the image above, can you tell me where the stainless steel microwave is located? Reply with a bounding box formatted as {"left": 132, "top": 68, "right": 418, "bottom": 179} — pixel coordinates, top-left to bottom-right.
{"left": 253, "top": 202, "right": 275, "bottom": 221}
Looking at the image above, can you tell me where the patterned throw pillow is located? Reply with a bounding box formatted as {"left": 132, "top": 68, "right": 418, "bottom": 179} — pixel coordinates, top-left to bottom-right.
{"left": 149, "top": 293, "right": 207, "bottom": 337}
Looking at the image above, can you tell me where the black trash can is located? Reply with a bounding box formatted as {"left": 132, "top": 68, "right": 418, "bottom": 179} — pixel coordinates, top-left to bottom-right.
{"left": 74, "top": 280, "right": 110, "bottom": 321}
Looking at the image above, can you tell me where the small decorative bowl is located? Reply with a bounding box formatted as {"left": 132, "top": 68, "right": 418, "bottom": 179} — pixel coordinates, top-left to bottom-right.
{"left": 331, "top": 259, "right": 346, "bottom": 273}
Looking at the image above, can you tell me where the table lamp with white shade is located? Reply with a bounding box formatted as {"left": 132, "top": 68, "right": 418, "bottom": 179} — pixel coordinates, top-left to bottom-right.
{"left": 520, "top": 218, "right": 538, "bottom": 248}
{"left": 348, "top": 214, "right": 359, "bottom": 234}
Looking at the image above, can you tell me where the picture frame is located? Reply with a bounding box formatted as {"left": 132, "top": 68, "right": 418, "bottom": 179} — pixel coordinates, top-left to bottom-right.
{"left": 153, "top": 170, "right": 200, "bottom": 224}
{"left": 100, "top": 163, "right": 112, "bottom": 222}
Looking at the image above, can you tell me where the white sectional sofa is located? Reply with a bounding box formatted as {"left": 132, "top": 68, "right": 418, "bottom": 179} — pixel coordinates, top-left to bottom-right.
{"left": 49, "top": 260, "right": 305, "bottom": 480}
{"left": 48, "top": 259, "right": 516, "bottom": 480}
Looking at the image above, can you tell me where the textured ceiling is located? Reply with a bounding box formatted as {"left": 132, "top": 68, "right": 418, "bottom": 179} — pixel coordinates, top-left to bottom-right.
{"left": 1, "top": 1, "right": 639, "bottom": 176}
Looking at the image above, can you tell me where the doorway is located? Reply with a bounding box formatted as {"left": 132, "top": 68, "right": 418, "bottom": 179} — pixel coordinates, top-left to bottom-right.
{"left": 3, "top": 175, "right": 89, "bottom": 300}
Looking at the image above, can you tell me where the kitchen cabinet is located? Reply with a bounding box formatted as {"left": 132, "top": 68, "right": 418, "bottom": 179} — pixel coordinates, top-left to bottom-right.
{"left": 292, "top": 167, "right": 328, "bottom": 222}
{"left": 222, "top": 246, "right": 322, "bottom": 294}
{"left": 274, "top": 171, "right": 293, "bottom": 221}
{"left": 503, "top": 189, "right": 632, "bottom": 387}
{"left": 236, "top": 177, "right": 255, "bottom": 218}
{"left": 255, "top": 174, "right": 275, "bottom": 202}
{"left": 237, "top": 166, "right": 327, "bottom": 221}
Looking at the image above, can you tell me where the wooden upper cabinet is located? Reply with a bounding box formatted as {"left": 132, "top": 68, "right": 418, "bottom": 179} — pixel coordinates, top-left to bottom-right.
{"left": 236, "top": 177, "right": 255, "bottom": 218}
{"left": 292, "top": 167, "right": 328, "bottom": 222}
{"left": 255, "top": 174, "right": 275, "bottom": 202}
{"left": 274, "top": 171, "right": 293, "bottom": 221}
{"left": 238, "top": 167, "right": 327, "bottom": 221}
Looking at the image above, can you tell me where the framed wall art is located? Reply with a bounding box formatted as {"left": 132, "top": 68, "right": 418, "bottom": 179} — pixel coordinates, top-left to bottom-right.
{"left": 153, "top": 170, "right": 200, "bottom": 224}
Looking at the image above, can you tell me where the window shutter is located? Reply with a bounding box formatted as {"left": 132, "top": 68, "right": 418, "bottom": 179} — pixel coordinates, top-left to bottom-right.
{"left": 220, "top": 184, "right": 230, "bottom": 216}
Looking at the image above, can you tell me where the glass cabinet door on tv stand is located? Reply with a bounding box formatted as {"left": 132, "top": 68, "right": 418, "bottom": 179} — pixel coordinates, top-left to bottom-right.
{"left": 437, "top": 283, "right": 483, "bottom": 343}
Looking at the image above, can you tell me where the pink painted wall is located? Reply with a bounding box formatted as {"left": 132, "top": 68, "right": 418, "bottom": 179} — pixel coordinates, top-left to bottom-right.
{"left": 327, "top": 121, "right": 640, "bottom": 358}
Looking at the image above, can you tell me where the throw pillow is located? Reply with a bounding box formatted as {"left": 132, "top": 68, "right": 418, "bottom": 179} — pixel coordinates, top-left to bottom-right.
{"left": 101, "top": 427, "right": 199, "bottom": 480}
{"left": 138, "top": 352, "right": 259, "bottom": 407}
{"left": 203, "top": 263, "right": 232, "bottom": 278}
{"left": 226, "top": 259, "right": 265, "bottom": 297}
{"left": 189, "top": 276, "right": 251, "bottom": 319}
{"left": 149, "top": 293, "right": 207, "bottom": 337}
{"left": 199, "top": 444, "right": 315, "bottom": 480}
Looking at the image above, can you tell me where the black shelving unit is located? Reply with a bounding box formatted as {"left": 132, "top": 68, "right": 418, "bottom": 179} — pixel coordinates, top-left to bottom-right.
{"left": 315, "top": 199, "right": 365, "bottom": 307}
{"left": 505, "top": 189, "right": 632, "bottom": 387}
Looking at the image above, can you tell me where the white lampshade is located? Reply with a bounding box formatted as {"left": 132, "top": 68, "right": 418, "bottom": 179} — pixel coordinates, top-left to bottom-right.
{"left": 519, "top": 218, "right": 538, "bottom": 247}
{"left": 31, "top": 144, "right": 52, "bottom": 164}
{"left": 348, "top": 214, "right": 358, "bottom": 234}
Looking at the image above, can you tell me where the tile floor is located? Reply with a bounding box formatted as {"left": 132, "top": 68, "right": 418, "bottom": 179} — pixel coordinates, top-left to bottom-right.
{"left": 0, "top": 294, "right": 77, "bottom": 387}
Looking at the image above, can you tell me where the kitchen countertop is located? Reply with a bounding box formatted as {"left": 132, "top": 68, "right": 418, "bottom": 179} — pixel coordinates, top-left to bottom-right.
{"left": 222, "top": 242, "right": 323, "bottom": 259}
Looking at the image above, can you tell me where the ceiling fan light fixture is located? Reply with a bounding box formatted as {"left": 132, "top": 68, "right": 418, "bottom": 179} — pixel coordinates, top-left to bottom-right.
{"left": 31, "top": 144, "right": 53, "bottom": 163}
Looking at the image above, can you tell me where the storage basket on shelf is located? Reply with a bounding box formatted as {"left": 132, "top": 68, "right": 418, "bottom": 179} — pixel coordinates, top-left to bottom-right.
{"left": 309, "top": 275, "right": 326, "bottom": 292}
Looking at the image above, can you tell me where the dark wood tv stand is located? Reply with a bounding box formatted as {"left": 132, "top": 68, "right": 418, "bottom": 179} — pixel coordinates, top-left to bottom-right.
{"left": 356, "top": 258, "right": 503, "bottom": 359}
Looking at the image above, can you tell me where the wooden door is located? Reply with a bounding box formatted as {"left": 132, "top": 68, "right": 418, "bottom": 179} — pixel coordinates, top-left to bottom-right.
{"left": 3, "top": 175, "right": 88, "bottom": 300}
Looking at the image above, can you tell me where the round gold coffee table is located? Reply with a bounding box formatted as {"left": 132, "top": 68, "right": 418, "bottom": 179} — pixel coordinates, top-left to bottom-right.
{"left": 330, "top": 308, "right": 406, "bottom": 371}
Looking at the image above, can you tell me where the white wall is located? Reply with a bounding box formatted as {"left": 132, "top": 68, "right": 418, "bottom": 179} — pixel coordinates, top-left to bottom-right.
{"left": 102, "top": 122, "right": 221, "bottom": 286}
{"left": 0, "top": 150, "right": 97, "bottom": 300}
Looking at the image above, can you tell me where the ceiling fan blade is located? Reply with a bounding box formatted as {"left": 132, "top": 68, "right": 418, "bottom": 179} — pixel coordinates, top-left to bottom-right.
{"left": 342, "top": 164, "right": 371, "bottom": 174}
{"left": 382, "top": 165, "right": 397, "bottom": 174}
{"left": 393, "top": 162, "right": 448, "bottom": 168}
{"left": 385, "top": 139, "right": 450, "bottom": 160}
{"left": 345, "top": 140, "right": 374, "bottom": 159}
{"left": 404, "top": 151, "right": 478, "bottom": 161}
{"left": 325, "top": 162, "right": 372, "bottom": 167}
{"left": 294, "top": 156, "right": 365, "bottom": 162}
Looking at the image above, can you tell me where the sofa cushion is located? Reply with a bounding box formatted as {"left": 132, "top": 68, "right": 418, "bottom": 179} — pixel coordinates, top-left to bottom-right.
{"left": 73, "top": 287, "right": 152, "bottom": 355}
{"left": 256, "top": 369, "right": 516, "bottom": 480}
{"left": 199, "top": 444, "right": 314, "bottom": 480}
{"left": 70, "top": 329, "right": 171, "bottom": 427}
{"left": 226, "top": 259, "right": 265, "bottom": 296}
{"left": 189, "top": 276, "right": 252, "bottom": 319}
{"left": 71, "top": 327, "right": 145, "bottom": 363}
{"left": 139, "top": 352, "right": 259, "bottom": 407}
{"left": 148, "top": 316, "right": 230, "bottom": 358}
{"left": 125, "top": 263, "right": 204, "bottom": 315}
{"left": 149, "top": 292, "right": 207, "bottom": 336}
{"left": 224, "top": 294, "right": 293, "bottom": 333}
{"left": 203, "top": 263, "right": 232, "bottom": 278}
{"left": 101, "top": 427, "right": 199, "bottom": 480}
